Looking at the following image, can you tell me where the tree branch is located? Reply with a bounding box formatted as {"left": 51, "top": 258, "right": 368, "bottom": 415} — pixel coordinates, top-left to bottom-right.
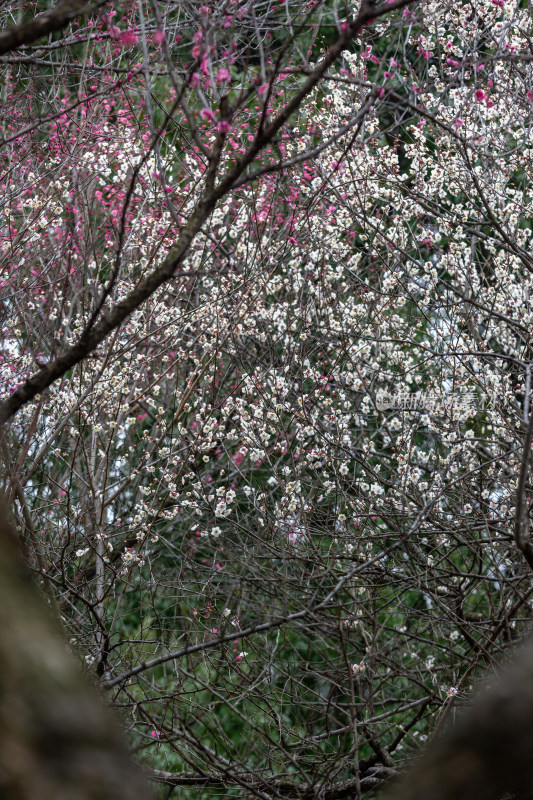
{"left": 0, "top": 0, "right": 107, "bottom": 56}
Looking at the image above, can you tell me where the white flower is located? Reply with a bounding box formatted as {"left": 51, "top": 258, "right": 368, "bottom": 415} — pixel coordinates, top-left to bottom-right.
{"left": 75, "top": 548, "right": 89, "bottom": 557}
{"left": 352, "top": 661, "right": 365, "bottom": 674}
{"left": 446, "top": 686, "right": 458, "bottom": 697}
{"left": 211, "top": 526, "right": 222, "bottom": 537}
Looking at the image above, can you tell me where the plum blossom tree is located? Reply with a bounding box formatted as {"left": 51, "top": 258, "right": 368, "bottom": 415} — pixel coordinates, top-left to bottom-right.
{"left": 2, "top": 0, "right": 533, "bottom": 798}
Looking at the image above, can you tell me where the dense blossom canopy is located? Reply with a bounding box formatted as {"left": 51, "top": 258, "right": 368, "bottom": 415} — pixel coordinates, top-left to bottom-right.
{"left": 2, "top": 0, "right": 533, "bottom": 797}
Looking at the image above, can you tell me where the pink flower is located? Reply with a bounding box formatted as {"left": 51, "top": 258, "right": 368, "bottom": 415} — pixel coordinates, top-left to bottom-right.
{"left": 200, "top": 108, "right": 215, "bottom": 122}
{"left": 118, "top": 29, "right": 138, "bottom": 47}
{"left": 151, "top": 730, "right": 161, "bottom": 738}
{"left": 233, "top": 449, "right": 244, "bottom": 466}
{"left": 257, "top": 83, "right": 269, "bottom": 96}
{"left": 475, "top": 90, "right": 486, "bottom": 101}
{"left": 217, "top": 120, "right": 231, "bottom": 134}
{"left": 153, "top": 29, "right": 166, "bottom": 45}
{"left": 217, "top": 68, "right": 230, "bottom": 82}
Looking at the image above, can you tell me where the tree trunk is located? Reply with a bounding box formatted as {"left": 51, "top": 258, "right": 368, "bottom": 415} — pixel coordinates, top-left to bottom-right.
{"left": 0, "top": 503, "right": 150, "bottom": 800}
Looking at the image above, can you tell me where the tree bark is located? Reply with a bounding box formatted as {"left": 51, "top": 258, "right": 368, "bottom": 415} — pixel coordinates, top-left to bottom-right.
{"left": 388, "top": 640, "right": 533, "bottom": 800}
{"left": 0, "top": 503, "right": 150, "bottom": 800}
{"left": 0, "top": 1, "right": 106, "bottom": 56}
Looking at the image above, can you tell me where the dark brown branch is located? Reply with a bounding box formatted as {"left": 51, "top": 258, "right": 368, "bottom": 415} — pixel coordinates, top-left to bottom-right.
{"left": 514, "top": 398, "right": 533, "bottom": 570}
{"left": 102, "top": 548, "right": 393, "bottom": 689}
{"left": 150, "top": 765, "right": 397, "bottom": 798}
{"left": 0, "top": 0, "right": 107, "bottom": 56}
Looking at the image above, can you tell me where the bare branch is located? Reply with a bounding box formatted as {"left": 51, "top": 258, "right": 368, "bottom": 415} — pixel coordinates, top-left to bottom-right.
{"left": 0, "top": 0, "right": 107, "bottom": 56}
